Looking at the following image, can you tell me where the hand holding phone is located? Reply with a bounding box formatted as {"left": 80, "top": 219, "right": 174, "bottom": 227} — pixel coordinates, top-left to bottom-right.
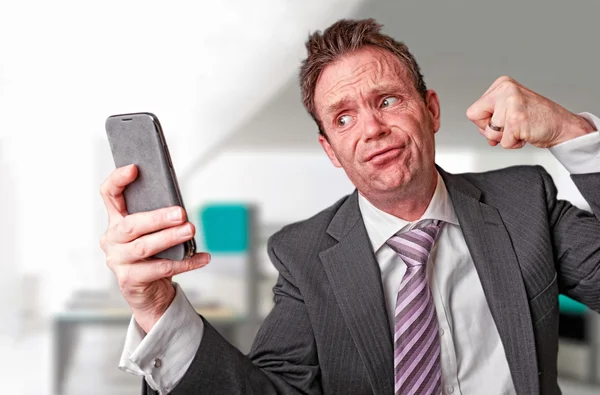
{"left": 105, "top": 112, "right": 195, "bottom": 260}
{"left": 99, "top": 113, "right": 210, "bottom": 332}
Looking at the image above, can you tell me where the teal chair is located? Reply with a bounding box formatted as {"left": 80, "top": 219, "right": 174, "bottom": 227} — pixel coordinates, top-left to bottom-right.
{"left": 199, "top": 203, "right": 250, "bottom": 254}
{"left": 559, "top": 294, "right": 587, "bottom": 315}
{"left": 197, "top": 203, "right": 260, "bottom": 325}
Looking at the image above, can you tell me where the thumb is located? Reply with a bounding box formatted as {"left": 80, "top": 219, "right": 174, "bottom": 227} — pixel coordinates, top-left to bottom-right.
{"left": 187, "top": 252, "right": 211, "bottom": 268}
{"left": 137, "top": 252, "right": 212, "bottom": 284}
{"left": 466, "top": 92, "right": 496, "bottom": 131}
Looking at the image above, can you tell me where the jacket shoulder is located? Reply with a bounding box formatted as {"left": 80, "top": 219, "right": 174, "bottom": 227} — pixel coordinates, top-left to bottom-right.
{"left": 460, "top": 164, "right": 548, "bottom": 185}
{"left": 267, "top": 194, "right": 352, "bottom": 256}
{"left": 456, "top": 164, "right": 552, "bottom": 197}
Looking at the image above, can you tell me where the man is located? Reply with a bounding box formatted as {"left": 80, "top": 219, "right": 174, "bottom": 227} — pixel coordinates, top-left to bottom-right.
{"left": 100, "top": 18, "right": 600, "bottom": 394}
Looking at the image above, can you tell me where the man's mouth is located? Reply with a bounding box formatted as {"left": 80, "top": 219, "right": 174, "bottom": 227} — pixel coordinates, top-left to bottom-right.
{"left": 365, "top": 146, "right": 404, "bottom": 164}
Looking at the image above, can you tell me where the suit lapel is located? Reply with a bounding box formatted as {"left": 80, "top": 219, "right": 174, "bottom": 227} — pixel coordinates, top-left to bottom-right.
{"left": 319, "top": 191, "right": 394, "bottom": 395}
{"left": 438, "top": 168, "right": 539, "bottom": 395}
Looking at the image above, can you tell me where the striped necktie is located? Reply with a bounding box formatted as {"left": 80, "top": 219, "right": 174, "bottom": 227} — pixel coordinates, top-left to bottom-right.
{"left": 386, "top": 220, "right": 443, "bottom": 395}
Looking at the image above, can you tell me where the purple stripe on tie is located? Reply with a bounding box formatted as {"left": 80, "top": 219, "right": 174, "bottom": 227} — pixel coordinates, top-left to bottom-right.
{"left": 387, "top": 221, "right": 442, "bottom": 395}
{"left": 402, "top": 229, "right": 434, "bottom": 246}
{"left": 421, "top": 369, "right": 442, "bottom": 395}
{"left": 395, "top": 303, "right": 436, "bottom": 365}
{"left": 395, "top": 270, "right": 426, "bottom": 317}
{"left": 396, "top": 301, "right": 437, "bottom": 365}
{"left": 388, "top": 243, "right": 430, "bottom": 265}
{"left": 394, "top": 292, "right": 427, "bottom": 343}
{"left": 396, "top": 327, "right": 439, "bottom": 388}
{"left": 405, "top": 346, "right": 441, "bottom": 395}
{"left": 394, "top": 303, "right": 434, "bottom": 353}
{"left": 398, "top": 290, "right": 429, "bottom": 333}
{"left": 397, "top": 329, "right": 439, "bottom": 393}
{"left": 395, "top": 277, "right": 426, "bottom": 316}
{"left": 387, "top": 237, "right": 430, "bottom": 257}
{"left": 392, "top": 237, "right": 431, "bottom": 256}
{"left": 395, "top": 279, "right": 428, "bottom": 328}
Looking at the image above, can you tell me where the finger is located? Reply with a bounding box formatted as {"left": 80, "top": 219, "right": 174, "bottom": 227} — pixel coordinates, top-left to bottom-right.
{"left": 482, "top": 76, "right": 513, "bottom": 96}
{"left": 110, "top": 206, "right": 187, "bottom": 244}
{"left": 479, "top": 126, "right": 503, "bottom": 143}
{"left": 500, "top": 126, "right": 524, "bottom": 149}
{"left": 119, "top": 222, "right": 196, "bottom": 262}
{"left": 467, "top": 76, "right": 514, "bottom": 130}
{"left": 125, "top": 252, "right": 211, "bottom": 284}
{"left": 100, "top": 164, "right": 138, "bottom": 220}
{"left": 466, "top": 93, "right": 495, "bottom": 131}
{"left": 483, "top": 106, "right": 507, "bottom": 143}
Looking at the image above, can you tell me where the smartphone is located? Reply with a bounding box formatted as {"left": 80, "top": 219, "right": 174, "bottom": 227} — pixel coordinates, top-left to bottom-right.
{"left": 105, "top": 112, "right": 196, "bottom": 261}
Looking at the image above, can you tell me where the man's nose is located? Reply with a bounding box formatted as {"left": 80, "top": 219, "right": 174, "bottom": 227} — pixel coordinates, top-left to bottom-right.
{"left": 362, "top": 111, "right": 390, "bottom": 141}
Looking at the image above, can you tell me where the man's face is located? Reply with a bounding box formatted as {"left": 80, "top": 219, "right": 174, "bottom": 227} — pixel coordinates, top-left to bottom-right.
{"left": 315, "top": 46, "right": 441, "bottom": 199}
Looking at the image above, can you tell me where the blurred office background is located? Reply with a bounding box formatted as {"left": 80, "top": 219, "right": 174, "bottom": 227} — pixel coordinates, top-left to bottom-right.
{"left": 1, "top": 0, "right": 600, "bottom": 393}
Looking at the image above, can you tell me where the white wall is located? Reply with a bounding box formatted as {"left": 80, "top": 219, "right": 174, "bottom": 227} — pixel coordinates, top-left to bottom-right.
{"left": 0, "top": 143, "right": 19, "bottom": 337}
{"left": 0, "top": 0, "right": 366, "bottom": 313}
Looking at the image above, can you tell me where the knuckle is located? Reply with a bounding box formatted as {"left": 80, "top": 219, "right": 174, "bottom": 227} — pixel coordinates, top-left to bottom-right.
{"left": 507, "top": 111, "right": 526, "bottom": 124}
{"left": 118, "top": 219, "right": 135, "bottom": 237}
{"left": 505, "top": 93, "right": 523, "bottom": 106}
{"left": 99, "top": 234, "right": 107, "bottom": 251}
{"left": 99, "top": 182, "right": 109, "bottom": 197}
{"left": 116, "top": 266, "right": 131, "bottom": 288}
{"left": 132, "top": 239, "right": 147, "bottom": 259}
{"left": 151, "top": 211, "right": 163, "bottom": 225}
{"left": 159, "top": 261, "right": 175, "bottom": 277}
{"left": 105, "top": 254, "right": 118, "bottom": 270}
{"left": 499, "top": 80, "right": 518, "bottom": 94}
{"left": 185, "top": 259, "right": 195, "bottom": 272}
{"left": 465, "top": 106, "right": 476, "bottom": 118}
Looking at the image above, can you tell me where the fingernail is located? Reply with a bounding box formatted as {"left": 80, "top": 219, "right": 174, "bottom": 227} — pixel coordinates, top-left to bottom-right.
{"left": 122, "top": 164, "right": 133, "bottom": 174}
{"left": 168, "top": 209, "right": 182, "bottom": 222}
{"left": 178, "top": 224, "right": 192, "bottom": 237}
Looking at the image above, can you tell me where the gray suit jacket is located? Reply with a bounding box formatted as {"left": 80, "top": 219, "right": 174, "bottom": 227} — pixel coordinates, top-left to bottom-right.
{"left": 145, "top": 165, "right": 600, "bottom": 395}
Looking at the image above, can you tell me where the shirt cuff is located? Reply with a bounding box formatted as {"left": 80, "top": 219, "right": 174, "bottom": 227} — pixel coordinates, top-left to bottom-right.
{"left": 118, "top": 282, "right": 204, "bottom": 395}
{"left": 549, "top": 112, "right": 600, "bottom": 175}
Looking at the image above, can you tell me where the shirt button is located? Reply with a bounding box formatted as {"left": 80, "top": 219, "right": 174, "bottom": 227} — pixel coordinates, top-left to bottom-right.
{"left": 153, "top": 358, "right": 162, "bottom": 368}
{"left": 446, "top": 386, "right": 454, "bottom": 394}
{"left": 439, "top": 328, "right": 444, "bottom": 336}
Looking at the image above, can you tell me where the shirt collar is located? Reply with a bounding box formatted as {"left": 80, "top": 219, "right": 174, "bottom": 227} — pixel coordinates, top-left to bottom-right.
{"left": 357, "top": 172, "right": 459, "bottom": 253}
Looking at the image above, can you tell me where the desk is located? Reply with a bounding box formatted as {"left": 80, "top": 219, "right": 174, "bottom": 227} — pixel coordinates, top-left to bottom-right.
{"left": 52, "top": 305, "right": 245, "bottom": 395}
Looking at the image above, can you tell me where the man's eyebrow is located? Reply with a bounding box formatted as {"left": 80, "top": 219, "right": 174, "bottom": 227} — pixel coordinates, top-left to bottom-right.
{"left": 323, "top": 84, "right": 406, "bottom": 116}
{"left": 324, "top": 98, "right": 353, "bottom": 116}
{"left": 372, "top": 83, "right": 405, "bottom": 96}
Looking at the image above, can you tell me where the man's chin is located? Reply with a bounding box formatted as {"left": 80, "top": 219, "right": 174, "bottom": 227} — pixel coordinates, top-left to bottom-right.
{"left": 365, "top": 175, "right": 412, "bottom": 196}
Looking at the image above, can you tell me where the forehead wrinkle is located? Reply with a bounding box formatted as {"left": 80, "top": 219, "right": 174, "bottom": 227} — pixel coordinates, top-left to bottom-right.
{"left": 323, "top": 60, "right": 376, "bottom": 100}
{"left": 324, "top": 50, "right": 409, "bottom": 99}
{"left": 316, "top": 47, "right": 415, "bottom": 118}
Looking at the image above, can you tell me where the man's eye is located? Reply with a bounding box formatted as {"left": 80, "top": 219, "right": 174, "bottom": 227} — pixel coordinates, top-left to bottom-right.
{"left": 337, "top": 115, "right": 353, "bottom": 127}
{"left": 381, "top": 97, "right": 399, "bottom": 108}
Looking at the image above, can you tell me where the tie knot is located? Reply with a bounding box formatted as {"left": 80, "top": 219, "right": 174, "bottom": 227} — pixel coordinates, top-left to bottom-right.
{"left": 386, "top": 220, "right": 443, "bottom": 267}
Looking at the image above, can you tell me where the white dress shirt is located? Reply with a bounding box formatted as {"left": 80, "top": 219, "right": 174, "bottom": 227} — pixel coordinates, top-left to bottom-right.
{"left": 119, "top": 112, "right": 600, "bottom": 394}
{"left": 359, "top": 173, "right": 513, "bottom": 395}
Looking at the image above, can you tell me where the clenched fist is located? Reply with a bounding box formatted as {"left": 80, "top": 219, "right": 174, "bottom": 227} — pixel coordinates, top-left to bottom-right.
{"left": 466, "top": 76, "right": 595, "bottom": 148}
{"left": 99, "top": 164, "right": 211, "bottom": 333}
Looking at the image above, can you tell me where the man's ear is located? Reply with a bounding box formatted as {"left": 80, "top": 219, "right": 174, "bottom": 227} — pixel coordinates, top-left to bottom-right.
{"left": 318, "top": 134, "right": 342, "bottom": 168}
{"left": 426, "top": 89, "right": 441, "bottom": 133}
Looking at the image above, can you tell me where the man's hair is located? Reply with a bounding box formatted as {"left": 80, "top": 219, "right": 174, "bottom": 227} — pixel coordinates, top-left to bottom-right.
{"left": 299, "top": 18, "right": 427, "bottom": 136}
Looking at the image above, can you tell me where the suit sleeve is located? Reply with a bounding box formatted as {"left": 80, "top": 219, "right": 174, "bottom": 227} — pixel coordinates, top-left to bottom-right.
{"left": 148, "top": 235, "right": 322, "bottom": 395}
{"left": 538, "top": 166, "right": 600, "bottom": 312}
